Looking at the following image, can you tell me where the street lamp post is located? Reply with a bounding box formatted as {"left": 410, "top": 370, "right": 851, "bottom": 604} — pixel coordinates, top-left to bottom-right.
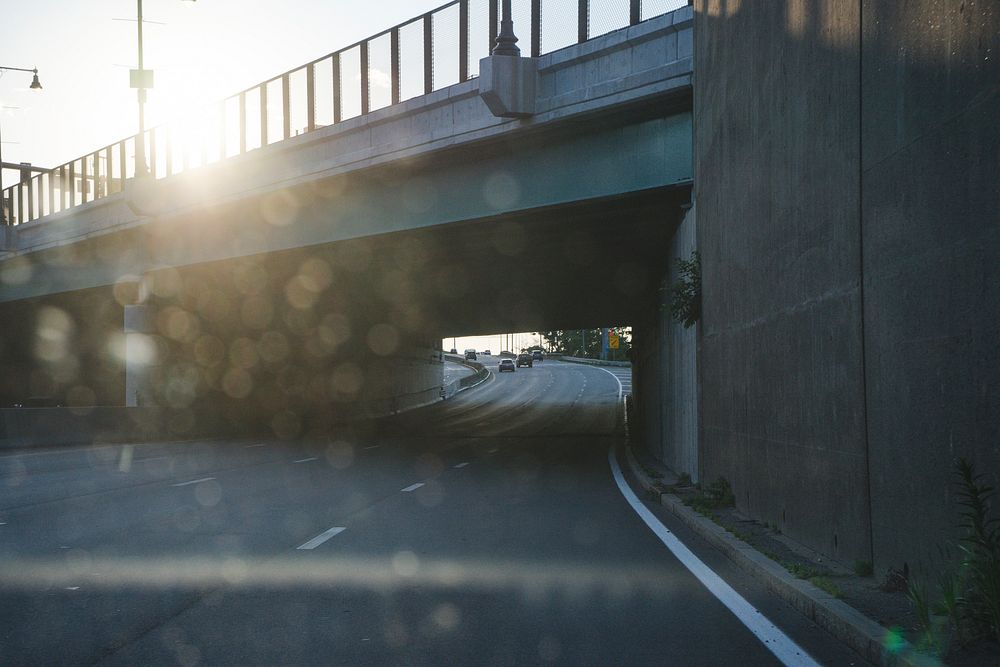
{"left": 0, "top": 65, "right": 43, "bottom": 225}
{"left": 131, "top": 0, "right": 197, "bottom": 178}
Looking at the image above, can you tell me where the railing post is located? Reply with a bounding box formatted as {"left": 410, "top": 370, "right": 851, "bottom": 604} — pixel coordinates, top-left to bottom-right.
{"left": 48, "top": 167, "right": 55, "bottom": 212}
{"left": 531, "top": 0, "right": 541, "bottom": 57}
{"left": 630, "top": 0, "right": 641, "bottom": 25}
{"left": 361, "top": 41, "right": 370, "bottom": 115}
{"left": 104, "top": 147, "right": 113, "bottom": 193}
{"left": 68, "top": 162, "right": 76, "bottom": 210}
{"left": 423, "top": 14, "right": 434, "bottom": 94}
{"left": 93, "top": 152, "right": 102, "bottom": 199}
{"left": 26, "top": 177, "right": 34, "bottom": 221}
{"left": 149, "top": 130, "right": 157, "bottom": 178}
{"left": 218, "top": 102, "right": 226, "bottom": 159}
{"left": 489, "top": 0, "right": 499, "bottom": 52}
{"left": 164, "top": 129, "right": 173, "bottom": 176}
{"left": 259, "top": 83, "right": 268, "bottom": 147}
{"left": 332, "top": 53, "right": 342, "bottom": 123}
{"left": 578, "top": 0, "right": 589, "bottom": 43}
{"left": 390, "top": 28, "right": 401, "bottom": 105}
{"left": 459, "top": 0, "right": 469, "bottom": 81}
{"left": 238, "top": 92, "right": 247, "bottom": 154}
{"left": 306, "top": 63, "right": 316, "bottom": 131}
{"left": 80, "top": 156, "right": 88, "bottom": 203}
{"left": 282, "top": 74, "right": 291, "bottom": 139}
{"left": 119, "top": 142, "right": 127, "bottom": 188}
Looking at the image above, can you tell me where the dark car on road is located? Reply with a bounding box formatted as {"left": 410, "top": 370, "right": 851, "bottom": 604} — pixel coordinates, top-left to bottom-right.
{"left": 465, "top": 349, "right": 477, "bottom": 360}
{"left": 498, "top": 358, "right": 515, "bottom": 372}
{"left": 516, "top": 353, "right": 533, "bottom": 368}
{"left": 531, "top": 350, "right": 543, "bottom": 361}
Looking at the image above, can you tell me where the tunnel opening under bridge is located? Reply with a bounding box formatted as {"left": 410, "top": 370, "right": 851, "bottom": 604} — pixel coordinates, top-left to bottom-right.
{"left": 0, "top": 185, "right": 696, "bottom": 482}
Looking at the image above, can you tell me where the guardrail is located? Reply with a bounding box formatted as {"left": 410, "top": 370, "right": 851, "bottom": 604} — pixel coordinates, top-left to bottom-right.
{"left": 442, "top": 353, "right": 490, "bottom": 398}
{"left": 1, "top": 0, "right": 687, "bottom": 227}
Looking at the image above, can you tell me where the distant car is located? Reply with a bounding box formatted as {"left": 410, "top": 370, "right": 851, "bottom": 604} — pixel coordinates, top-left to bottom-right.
{"left": 531, "top": 350, "right": 543, "bottom": 361}
{"left": 464, "top": 349, "right": 477, "bottom": 361}
{"left": 498, "top": 358, "right": 516, "bottom": 372}
{"left": 449, "top": 348, "right": 458, "bottom": 354}
{"left": 483, "top": 350, "right": 491, "bottom": 356}
{"left": 516, "top": 352, "right": 533, "bottom": 368}
{"left": 499, "top": 351, "right": 513, "bottom": 358}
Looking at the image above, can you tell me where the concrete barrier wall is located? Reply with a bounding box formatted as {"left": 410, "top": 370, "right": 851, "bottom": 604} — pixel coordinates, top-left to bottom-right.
{"left": 560, "top": 356, "right": 630, "bottom": 367}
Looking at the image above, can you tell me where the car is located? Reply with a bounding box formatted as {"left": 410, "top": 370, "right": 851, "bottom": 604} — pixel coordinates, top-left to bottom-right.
{"left": 516, "top": 352, "right": 533, "bottom": 368}
{"left": 483, "top": 350, "right": 491, "bottom": 356}
{"left": 531, "top": 350, "right": 543, "bottom": 361}
{"left": 449, "top": 348, "right": 457, "bottom": 354}
{"left": 464, "top": 349, "right": 477, "bottom": 360}
{"left": 498, "top": 358, "right": 516, "bottom": 372}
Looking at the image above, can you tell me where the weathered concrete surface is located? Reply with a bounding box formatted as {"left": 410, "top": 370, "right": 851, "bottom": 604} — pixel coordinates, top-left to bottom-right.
{"left": 860, "top": 0, "right": 1000, "bottom": 571}
{"left": 631, "top": 203, "right": 699, "bottom": 483}
{"left": 663, "top": 205, "right": 699, "bottom": 481}
{"left": 694, "top": 0, "right": 871, "bottom": 564}
{"left": 694, "top": 0, "right": 999, "bottom": 573}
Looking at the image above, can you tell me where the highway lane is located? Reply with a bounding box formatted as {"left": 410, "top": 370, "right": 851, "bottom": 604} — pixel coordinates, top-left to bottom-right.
{"left": 0, "top": 361, "right": 867, "bottom": 665}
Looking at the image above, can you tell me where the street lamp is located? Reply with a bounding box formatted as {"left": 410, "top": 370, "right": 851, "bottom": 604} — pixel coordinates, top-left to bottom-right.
{"left": 0, "top": 65, "right": 43, "bottom": 225}
{"left": 132, "top": 0, "right": 197, "bottom": 177}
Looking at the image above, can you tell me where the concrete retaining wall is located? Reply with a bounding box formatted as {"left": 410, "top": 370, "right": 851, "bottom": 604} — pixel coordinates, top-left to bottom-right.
{"left": 693, "top": 0, "right": 999, "bottom": 572}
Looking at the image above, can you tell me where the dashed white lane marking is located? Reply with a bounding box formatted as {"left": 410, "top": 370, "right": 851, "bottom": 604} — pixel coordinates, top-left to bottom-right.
{"left": 488, "top": 448, "right": 498, "bottom": 454}
{"left": 65, "top": 586, "right": 80, "bottom": 591}
{"left": 453, "top": 462, "right": 470, "bottom": 469}
{"left": 296, "top": 526, "right": 347, "bottom": 550}
{"left": 608, "top": 447, "right": 819, "bottom": 667}
{"left": 0, "top": 522, "right": 7, "bottom": 526}
{"left": 400, "top": 482, "right": 425, "bottom": 492}
{"left": 245, "top": 443, "right": 266, "bottom": 449}
{"left": 294, "top": 457, "right": 318, "bottom": 463}
{"left": 363, "top": 445, "right": 380, "bottom": 451}
{"left": 171, "top": 477, "right": 215, "bottom": 487}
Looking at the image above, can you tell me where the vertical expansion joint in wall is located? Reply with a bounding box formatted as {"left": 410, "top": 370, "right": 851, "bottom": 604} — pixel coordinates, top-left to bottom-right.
{"left": 857, "top": 0, "right": 875, "bottom": 566}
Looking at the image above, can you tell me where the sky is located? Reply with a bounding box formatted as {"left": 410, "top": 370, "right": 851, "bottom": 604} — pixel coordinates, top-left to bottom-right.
{"left": 0, "top": 0, "right": 456, "bottom": 185}
{"left": 443, "top": 333, "right": 546, "bottom": 355}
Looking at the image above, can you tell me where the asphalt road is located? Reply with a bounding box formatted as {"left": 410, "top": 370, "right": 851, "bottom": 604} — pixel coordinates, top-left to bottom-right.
{"left": 0, "top": 361, "right": 869, "bottom": 666}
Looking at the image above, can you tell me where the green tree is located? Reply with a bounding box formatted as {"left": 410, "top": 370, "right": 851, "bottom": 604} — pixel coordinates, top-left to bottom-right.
{"left": 540, "top": 328, "right": 631, "bottom": 359}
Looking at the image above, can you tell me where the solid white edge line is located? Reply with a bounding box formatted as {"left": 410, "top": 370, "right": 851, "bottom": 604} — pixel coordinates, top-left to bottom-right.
{"left": 400, "top": 482, "right": 425, "bottom": 492}
{"left": 294, "top": 457, "right": 318, "bottom": 463}
{"left": 296, "top": 526, "right": 347, "bottom": 550}
{"left": 171, "top": 477, "right": 216, "bottom": 487}
{"left": 608, "top": 447, "right": 820, "bottom": 667}
{"left": 593, "top": 365, "right": 624, "bottom": 401}
{"left": 453, "top": 462, "right": 470, "bottom": 468}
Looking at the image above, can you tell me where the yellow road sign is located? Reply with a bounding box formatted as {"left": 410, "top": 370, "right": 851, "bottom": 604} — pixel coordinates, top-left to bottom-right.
{"left": 608, "top": 332, "right": 620, "bottom": 349}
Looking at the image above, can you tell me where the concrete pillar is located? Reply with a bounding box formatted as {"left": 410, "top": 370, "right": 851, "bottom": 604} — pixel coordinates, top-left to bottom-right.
{"left": 123, "top": 303, "right": 156, "bottom": 407}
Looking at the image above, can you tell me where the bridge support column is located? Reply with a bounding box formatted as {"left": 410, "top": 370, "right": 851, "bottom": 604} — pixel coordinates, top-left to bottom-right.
{"left": 123, "top": 303, "right": 156, "bottom": 407}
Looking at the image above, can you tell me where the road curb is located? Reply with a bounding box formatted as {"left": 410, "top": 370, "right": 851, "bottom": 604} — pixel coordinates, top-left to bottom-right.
{"left": 622, "top": 445, "right": 941, "bottom": 667}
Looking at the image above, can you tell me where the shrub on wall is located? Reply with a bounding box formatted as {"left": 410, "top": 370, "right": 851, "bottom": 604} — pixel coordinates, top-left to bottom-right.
{"left": 669, "top": 251, "right": 701, "bottom": 329}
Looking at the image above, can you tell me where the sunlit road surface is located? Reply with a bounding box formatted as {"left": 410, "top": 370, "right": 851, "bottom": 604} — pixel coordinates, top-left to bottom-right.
{"left": 0, "top": 361, "right": 867, "bottom": 666}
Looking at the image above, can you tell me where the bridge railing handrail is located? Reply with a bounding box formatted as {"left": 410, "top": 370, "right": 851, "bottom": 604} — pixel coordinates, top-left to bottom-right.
{"left": 1, "top": 0, "right": 687, "bottom": 227}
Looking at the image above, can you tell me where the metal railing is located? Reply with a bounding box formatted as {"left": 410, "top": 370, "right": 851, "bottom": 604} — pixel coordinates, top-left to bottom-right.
{"left": 1, "top": 0, "right": 687, "bottom": 227}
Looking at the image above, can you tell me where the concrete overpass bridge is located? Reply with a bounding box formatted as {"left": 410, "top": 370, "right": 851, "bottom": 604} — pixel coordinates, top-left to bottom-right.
{"left": 0, "top": 3, "right": 695, "bottom": 444}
